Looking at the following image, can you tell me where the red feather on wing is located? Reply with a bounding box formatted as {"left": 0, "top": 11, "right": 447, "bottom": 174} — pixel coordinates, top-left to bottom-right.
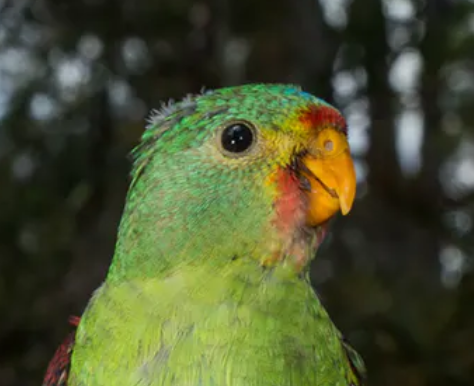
{"left": 42, "top": 316, "right": 80, "bottom": 386}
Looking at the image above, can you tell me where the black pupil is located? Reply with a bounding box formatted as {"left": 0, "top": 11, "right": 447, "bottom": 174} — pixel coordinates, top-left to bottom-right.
{"left": 221, "top": 123, "right": 254, "bottom": 153}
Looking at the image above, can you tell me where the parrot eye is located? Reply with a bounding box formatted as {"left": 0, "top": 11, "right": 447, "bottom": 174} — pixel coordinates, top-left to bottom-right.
{"left": 220, "top": 121, "right": 256, "bottom": 155}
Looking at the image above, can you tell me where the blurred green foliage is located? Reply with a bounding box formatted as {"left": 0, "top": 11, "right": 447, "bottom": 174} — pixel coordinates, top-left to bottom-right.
{"left": 0, "top": 0, "right": 473, "bottom": 385}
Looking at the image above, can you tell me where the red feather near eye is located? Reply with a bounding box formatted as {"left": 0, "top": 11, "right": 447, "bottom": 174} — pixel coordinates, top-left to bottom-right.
{"left": 42, "top": 316, "right": 80, "bottom": 386}
{"left": 299, "top": 105, "right": 347, "bottom": 134}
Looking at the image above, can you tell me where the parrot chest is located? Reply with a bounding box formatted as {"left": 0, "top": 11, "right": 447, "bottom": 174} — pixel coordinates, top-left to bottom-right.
{"left": 70, "top": 270, "right": 353, "bottom": 386}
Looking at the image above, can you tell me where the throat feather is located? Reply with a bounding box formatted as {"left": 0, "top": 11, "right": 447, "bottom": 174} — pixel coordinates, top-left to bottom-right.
{"left": 273, "top": 168, "right": 305, "bottom": 237}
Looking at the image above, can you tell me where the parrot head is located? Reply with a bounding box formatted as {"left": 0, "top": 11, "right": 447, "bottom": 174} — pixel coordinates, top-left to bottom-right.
{"left": 109, "top": 84, "right": 356, "bottom": 281}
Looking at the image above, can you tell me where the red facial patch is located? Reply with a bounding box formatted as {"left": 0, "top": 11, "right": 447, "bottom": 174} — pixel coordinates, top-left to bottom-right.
{"left": 273, "top": 168, "right": 304, "bottom": 235}
{"left": 299, "top": 105, "right": 347, "bottom": 134}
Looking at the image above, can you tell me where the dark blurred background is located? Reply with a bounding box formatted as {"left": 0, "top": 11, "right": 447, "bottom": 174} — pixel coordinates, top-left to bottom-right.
{"left": 1, "top": 0, "right": 474, "bottom": 385}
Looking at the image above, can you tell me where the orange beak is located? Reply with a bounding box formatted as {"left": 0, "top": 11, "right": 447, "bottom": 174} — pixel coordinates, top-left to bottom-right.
{"left": 300, "top": 132, "right": 356, "bottom": 226}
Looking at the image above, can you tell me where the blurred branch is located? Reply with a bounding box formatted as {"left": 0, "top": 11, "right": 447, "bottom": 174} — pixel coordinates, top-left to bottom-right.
{"left": 289, "top": 0, "right": 338, "bottom": 100}
{"left": 442, "top": 191, "right": 474, "bottom": 209}
{"left": 184, "top": 0, "right": 221, "bottom": 90}
{"left": 347, "top": 0, "right": 401, "bottom": 195}
{"left": 0, "top": 0, "right": 29, "bottom": 39}
{"left": 416, "top": 0, "right": 455, "bottom": 219}
{"left": 74, "top": 88, "right": 113, "bottom": 228}
{"left": 212, "top": 0, "right": 232, "bottom": 86}
{"left": 0, "top": 0, "right": 29, "bottom": 16}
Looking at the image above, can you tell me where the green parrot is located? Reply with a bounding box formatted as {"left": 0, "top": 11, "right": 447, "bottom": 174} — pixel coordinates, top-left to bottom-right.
{"left": 43, "top": 84, "right": 365, "bottom": 386}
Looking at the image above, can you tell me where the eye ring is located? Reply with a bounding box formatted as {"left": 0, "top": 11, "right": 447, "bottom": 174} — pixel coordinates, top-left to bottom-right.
{"left": 218, "top": 120, "right": 257, "bottom": 157}
{"left": 314, "top": 128, "right": 349, "bottom": 159}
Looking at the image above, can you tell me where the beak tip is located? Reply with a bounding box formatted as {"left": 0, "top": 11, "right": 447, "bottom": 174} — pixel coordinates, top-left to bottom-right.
{"left": 340, "top": 203, "right": 352, "bottom": 216}
{"left": 339, "top": 188, "right": 356, "bottom": 216}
